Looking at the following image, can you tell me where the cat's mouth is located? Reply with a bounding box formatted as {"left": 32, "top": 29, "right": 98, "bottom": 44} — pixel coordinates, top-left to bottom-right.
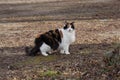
{"left": 68, "top": 29, "right": 73, "bottom": 32}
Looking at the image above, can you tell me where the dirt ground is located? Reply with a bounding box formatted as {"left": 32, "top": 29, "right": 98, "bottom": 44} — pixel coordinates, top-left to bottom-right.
{"left": 0, "top": 0, "right": 120, "bottom": 80}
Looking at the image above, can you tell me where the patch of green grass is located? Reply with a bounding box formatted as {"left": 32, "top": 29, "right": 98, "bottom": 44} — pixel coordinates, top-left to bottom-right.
{"left": 79, "top": 48, "right": 92, "bottom": 55}
{"left": 40, "top": 70, "right": 58, "bottom": 77}
{"left": 13, "top": 55, "right": 59, "bottom": 67}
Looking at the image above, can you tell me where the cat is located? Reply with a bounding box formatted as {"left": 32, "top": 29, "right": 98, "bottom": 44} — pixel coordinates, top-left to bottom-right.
{"left": 25, "top": 21, "right": 75, "bottom": 56}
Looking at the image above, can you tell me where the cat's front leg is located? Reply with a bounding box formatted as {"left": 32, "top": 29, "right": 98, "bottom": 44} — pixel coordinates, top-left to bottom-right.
{"left": 65, "top": 51, "right": 70, "bottom": 54}
{"left": 63, "top": 44, "right": 70, "bottom": 55}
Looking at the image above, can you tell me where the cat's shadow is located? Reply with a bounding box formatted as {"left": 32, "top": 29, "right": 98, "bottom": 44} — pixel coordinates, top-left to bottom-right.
{"left": 0, "top": 43, "right": 115, "bottom": 70}
{"left": 0, "top": 42, "right": 113, "bottom": 58}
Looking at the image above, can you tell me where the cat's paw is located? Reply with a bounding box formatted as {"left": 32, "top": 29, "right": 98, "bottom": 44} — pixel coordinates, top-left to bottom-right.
{"left": 65, "top": 52, "right": 70, "bottom": 55}
{"left": 41, "top": 52, "right": 48, "bottom": 56}
{"left": 60, "top": 50, "right": 65, "bottom": 54}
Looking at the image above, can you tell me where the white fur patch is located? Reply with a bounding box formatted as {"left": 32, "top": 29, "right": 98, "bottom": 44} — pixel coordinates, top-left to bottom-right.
{"left": 59, "top": 28, "right": 75, "bottom": 54}
{"left": 40, "top": 43, "right": 51, "bottom": 56}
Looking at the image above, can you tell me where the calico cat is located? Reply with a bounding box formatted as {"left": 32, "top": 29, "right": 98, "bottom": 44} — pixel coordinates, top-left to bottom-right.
{"left": 26, "top": 21, "right": 75, "bottom": 56}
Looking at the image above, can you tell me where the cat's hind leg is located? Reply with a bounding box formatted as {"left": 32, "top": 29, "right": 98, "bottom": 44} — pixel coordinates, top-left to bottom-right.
{"left": 40, "top": 43, "right": 51, "bottom": 56}
{"left": 60, "top": 49, "right": 65, "bottom": 54}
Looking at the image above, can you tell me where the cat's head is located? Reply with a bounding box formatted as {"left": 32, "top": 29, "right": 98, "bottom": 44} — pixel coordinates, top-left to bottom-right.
{"left": 63, "top": 21, "right": 75, "bottom": 32}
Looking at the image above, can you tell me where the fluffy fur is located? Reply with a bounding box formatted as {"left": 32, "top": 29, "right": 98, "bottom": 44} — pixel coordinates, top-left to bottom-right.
{"left": 26, "top": 22, "right": 75, "bottom": 56}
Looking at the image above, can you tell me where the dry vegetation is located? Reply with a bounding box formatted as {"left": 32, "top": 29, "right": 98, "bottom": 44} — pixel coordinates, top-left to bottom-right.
{"left": 0, "top": 0, "right": 120, "bottom": 80}
{"left": 0, "top": 20, "right": 119, "bottom": 80}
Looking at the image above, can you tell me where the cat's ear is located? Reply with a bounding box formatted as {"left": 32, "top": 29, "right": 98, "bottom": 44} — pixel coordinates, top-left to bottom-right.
{"left": 64, "top": 21, "right": 68, "bottom": 25}
{"left": 63, "top": 21, "right": 68, "bottom": 29}
{"left": 71, "top": 22, "right": 75, "bottom": 24}
{"left": 71, "top": 22, "right": 75, "bottom": 29}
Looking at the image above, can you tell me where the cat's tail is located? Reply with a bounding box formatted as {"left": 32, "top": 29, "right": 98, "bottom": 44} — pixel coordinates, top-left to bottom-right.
{"left": 25, "top": 46, "right": 40, "bottom": 56}
{"left": 25, "top": 46, "right": 31, "bottom": 56}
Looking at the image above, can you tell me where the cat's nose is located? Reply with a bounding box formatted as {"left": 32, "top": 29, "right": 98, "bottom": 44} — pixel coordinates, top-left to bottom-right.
{"left": 68, "top": 29, "right": 72, "bottom": 32}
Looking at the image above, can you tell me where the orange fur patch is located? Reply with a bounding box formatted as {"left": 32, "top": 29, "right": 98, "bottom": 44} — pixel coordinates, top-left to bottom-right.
{"left": 36, "top": 33, "right": 41, "bottom": 38}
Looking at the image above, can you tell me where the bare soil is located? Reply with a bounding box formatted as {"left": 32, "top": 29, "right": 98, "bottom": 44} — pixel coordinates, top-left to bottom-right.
{"left": 0, "top": 0, "right": 120, "bottom": 80}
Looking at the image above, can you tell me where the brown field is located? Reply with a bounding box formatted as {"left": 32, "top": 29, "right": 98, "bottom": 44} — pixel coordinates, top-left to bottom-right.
{"left": 0, "top": 0, "right": 120, "bottom": 80}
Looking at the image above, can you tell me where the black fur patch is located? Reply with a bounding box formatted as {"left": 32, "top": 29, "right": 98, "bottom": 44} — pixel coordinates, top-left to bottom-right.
{"left": 40, "top": 29, "right": 62, "bottom": 50}
{"left": 70, "top": 23, "right": 75, "bottom": 29}
{"left": 27, "top": 29, "right": 62, "bottom": 56}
